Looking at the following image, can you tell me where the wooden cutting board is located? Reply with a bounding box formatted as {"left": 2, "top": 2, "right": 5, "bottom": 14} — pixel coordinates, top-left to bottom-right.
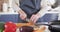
{"left": 16, "top": 22, "right": 46, "bottom": 32}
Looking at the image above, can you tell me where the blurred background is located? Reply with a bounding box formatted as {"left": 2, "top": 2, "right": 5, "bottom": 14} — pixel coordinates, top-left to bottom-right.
{"left": 0, "top": 0, "right": 60, "bottom": 32}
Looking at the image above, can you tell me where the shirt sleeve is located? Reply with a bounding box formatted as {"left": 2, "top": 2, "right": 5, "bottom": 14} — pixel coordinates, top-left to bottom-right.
{"left": 12, "top": 0, "right": 21, "bottom": 12}
{"left": 38, "top": 0, "right": 55, "bottom": 17}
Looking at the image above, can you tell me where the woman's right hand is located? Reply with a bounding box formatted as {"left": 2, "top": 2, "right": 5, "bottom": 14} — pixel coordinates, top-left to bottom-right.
{"left": 18, "top": 10, "right": 27, "bottom": 20}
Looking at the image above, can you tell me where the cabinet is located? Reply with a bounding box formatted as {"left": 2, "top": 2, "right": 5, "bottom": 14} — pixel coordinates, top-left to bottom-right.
{"left": 0, "top": 0, "right": 4, "bottom": 12}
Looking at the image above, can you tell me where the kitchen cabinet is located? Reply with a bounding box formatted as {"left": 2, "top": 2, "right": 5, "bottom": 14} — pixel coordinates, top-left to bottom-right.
{"left": 0, "top": 0, "right": 4, "bottom": 12}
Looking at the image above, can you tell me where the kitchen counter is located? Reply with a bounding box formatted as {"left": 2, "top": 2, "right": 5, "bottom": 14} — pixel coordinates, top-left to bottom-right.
{"left": 0, "top": 12, "right": 18, "bottom": 14}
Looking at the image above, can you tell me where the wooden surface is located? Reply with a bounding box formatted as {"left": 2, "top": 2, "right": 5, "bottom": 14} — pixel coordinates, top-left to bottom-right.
{"left": 33, "top": 26, "right": 46, "bottom": 32}
{"left": 16, "top": 22, "right": 46, "bottom": 32}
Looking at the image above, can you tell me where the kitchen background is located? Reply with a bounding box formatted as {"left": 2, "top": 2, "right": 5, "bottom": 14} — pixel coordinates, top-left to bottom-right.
{"left": 0, "top": 0, "right": 60, "bottom": 32}
{"left": 0, "top": 0, "right": 60, "bottom": 23}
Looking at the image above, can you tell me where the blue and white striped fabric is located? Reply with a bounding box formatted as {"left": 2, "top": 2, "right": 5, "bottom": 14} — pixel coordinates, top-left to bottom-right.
{"left": 37, "top": 12, "right": 58, "bottom": 23}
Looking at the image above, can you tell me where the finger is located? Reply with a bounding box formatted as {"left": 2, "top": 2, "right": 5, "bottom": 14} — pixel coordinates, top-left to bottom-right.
{"left": 31, "top": 15, "right": 36, "bottom": 22}
{"left": 20, "top": 15, "right": 25, "bottom": 20}
{"left": 20, "top": 15, "right": 24, "bottom": 20}
{"left": 34, "top": 16, "right": 39, "bottom": 23}
{"left": 31, "top": 16, "right": 35, "bottom": 22}
{"left": 30, "top": 15, "right": 33, "bottom": 21}
{"left": 33, "top": 16, "right": 37, "bottom": 23}
{"left": 33, "top": 15, "right": 38, "bottom": 23}
{"left": 34, "top": 18, "right": 38, "bottom": 23}
{"left": 30, "top": 15, "right": 35, "bottom": 21}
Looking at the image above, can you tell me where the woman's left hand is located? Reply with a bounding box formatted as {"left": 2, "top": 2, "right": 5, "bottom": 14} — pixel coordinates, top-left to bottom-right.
{"left": 30, "top": 14, "right": 40, "bottom": 23}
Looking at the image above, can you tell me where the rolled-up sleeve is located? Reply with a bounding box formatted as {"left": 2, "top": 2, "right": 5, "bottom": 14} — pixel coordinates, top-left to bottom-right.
{"left": 12, "top": 0, "right": 21, "bottom": 12}
{"left": 38, "top": 6, "right": 52, "bottom": 17}
{"left": 38, "top": 0, "right": 53, "bottom": 17}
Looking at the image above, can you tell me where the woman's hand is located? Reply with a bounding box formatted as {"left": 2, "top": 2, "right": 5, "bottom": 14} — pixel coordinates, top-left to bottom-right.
{"left": 18, "top": 10, "right": 27, "bottom": 20}
{"left": 30, "top": 13, "right": 40, "bottom": 23}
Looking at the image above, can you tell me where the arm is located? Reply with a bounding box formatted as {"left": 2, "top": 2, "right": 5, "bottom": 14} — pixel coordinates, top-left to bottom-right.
{"left": 37, "top": 0, "right": 56, "bottom": 17}
{"left": 12, "top": 0, "right": 27, "bottom": 20}
{"left": 30, "top": 0, "right": 53, "bottom": 23}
